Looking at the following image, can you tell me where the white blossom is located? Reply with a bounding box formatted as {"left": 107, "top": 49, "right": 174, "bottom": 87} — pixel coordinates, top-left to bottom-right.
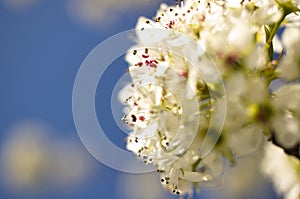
{"left": 261, "top": 142, "right": 300, "bottom": 199}
{"left": 271, "top": 84, "right": 300, "bottom": 149}
{"left": 279, "top": 27, "right": 300, "bottom": 81}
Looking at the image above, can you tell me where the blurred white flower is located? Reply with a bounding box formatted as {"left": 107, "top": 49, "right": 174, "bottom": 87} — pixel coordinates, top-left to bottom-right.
{"left": 2, "top": 0, "right": 39, "bottom": 10}
{"left": 278, "top": 27, "right": 300, "bottom": 81}
{"left": 66, "top": 0, "right": 151, "bottom": 26}
{"left": 286, "top": 13, "right": 300, "bottom": 27}
{"left": 213, "top": 150, "right": 268, "bottom": 199}
{"left": 116, "top": 172, "right": 167, "bottom": 199}
{"left": 0, "top": 121, "right": 92, "bottom": 193}
{"left": 271, "top": 84, "right": 300, "bottom": 149}
{"left": 251, "top": 1, "right": 283, "bottom": 25}
{"left": 261, "top": 142, "right": 300, "bottom": 199}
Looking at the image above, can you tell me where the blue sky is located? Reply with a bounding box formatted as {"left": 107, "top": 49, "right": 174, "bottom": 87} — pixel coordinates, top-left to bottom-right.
{"left": 0, "top": 1, "right": 282, "bottom": 199}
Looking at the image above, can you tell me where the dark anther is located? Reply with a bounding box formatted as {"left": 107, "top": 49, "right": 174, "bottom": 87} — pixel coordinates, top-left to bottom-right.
{"left": 131, "top": 114, "right": 137, "bottom": 122}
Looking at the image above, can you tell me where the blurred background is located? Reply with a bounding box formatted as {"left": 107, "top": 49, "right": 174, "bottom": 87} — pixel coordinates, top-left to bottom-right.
{"left": 0, "top": 0, "right": 283, "bottom": 199}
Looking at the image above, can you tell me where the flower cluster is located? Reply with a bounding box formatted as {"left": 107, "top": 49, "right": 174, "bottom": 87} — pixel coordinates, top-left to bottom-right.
{"left": 119, "top": 0, "right": 300, "bottom": 198}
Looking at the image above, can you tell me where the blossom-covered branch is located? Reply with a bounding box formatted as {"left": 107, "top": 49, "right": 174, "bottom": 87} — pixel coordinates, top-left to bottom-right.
{"left": 118, "top": 0, "right": 300, "bottom": 198}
